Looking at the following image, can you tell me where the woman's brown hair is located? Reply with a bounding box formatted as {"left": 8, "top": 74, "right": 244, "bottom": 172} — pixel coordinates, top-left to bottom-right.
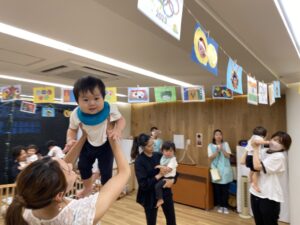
{"left": 5, "top": 157, "right": 67, "bottom": 225}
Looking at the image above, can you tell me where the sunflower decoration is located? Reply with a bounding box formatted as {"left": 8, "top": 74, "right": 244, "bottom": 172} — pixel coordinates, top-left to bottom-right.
{"left": 193, "top": 27, "right": 208, "bottom": 65}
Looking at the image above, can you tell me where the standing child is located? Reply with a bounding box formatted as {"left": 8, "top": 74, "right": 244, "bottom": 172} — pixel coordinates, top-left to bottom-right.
{"left": 26, "top": 144, "right": 39, "bottom": 163}
{"left": 46, "top": 140, "right": 65, "bottom": 159}
{"left": 11, "top": 145, "right": 28, "bottom": 182}
{"left": 155, "top": 141, "right": 178, "bottom": 208}
{"left": 241, "top": 126, "right": 269, "bottom": 192}
{"left": 65, "top": 76, "right": 125, "bottom": 198}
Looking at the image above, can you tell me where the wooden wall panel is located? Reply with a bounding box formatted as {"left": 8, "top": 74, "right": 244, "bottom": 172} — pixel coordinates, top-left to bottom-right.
{"left": 131, "top": 97, "right": 286, "bottom": 166}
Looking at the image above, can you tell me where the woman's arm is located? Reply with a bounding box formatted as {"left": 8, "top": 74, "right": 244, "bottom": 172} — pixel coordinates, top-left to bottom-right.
{"left": 208, "top": 145, "right": 220, "bottom": 161}
{"left": 64, "top": 128, "right": 87, "bottom": 166}
{"left": 93, "top": 137, "right": 131, "bottom": 224}
{"left": 221, "top": 142, "right": 231, "bottom": 158}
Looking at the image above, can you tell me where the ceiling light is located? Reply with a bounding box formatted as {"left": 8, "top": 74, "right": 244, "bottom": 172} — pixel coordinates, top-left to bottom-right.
{"left": 0, "top": 74, "right": 73, "bottom": 89}
{"left": 274, "top": 0, "right": 300, "bottom": 58}
{"left": 0, "top": 22, "right": 194, "bottom": 87}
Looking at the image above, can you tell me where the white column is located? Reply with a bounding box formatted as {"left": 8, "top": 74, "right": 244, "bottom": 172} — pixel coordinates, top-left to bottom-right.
{"left": 286, "top": 86, "right": 300, "bottom": 225}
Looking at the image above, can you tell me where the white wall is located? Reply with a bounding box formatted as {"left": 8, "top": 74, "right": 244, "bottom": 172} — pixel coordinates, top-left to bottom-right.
{"left": 286, "top": 87, "right": 300, "bottom": 225}
{"left": 115, "top": 102, "right": 131, "bottom": 138}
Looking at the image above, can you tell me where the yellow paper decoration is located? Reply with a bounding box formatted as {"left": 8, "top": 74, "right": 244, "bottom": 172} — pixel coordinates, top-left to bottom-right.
{"left": 33, "top": 86, "right": 55, "bottom": 103}
{"left": 105, "top": 87, "right": 117, "bottom": 103}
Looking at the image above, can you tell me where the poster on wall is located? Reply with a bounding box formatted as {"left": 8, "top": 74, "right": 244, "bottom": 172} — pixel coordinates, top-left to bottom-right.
{"left": 247, "top": 75, "right": 258, "bottom": 105}
{"left": 20, "top": 101, "right": 36, "bottom": 114}
{"left": 105, "top": 87, "right": 117, "bottom": 103}
{"left": 191, "top": 22, "right": 219, "bottom": 76}
{"left": 137, "top": 0, "right": 184, "bottom": 40}
{"left": 258, "top": 82, "right": 268, "bottom": 104}
{"left": 128, "top": 87, "right": 150, "bottom": 103}
{"left": 33, "top": 87, "right": 55, "bottom": 103}
{"left": 173, "top": 134, "right": 184, "bottom": 149}
{"left": 42, "top": 106, "right": 55, "bottom": 117}
{"left": 181, "top": 86, "right": 205, "bottom": 102}
{"left": 0, "top": 85, "right": 21, "bottom": 102}
{"left": 273, "top": 81, "right": 281, "bottom": 98}
{"left": 226, "top": 58, "right": 243, "bottom": 94}
{"left": 154, "top": 86, "right": 176, "bottom": 103}
{"left": 196, "top": 133, "right": 203, "bottom": 147}
{"left": 268, "top": 83, "right": 275, "bottom": 106}
{"left": 62, "top": 88, "right": 76, "bottom": 104}
{"left": 212, "top": 85, "right": 233, "bottom": 99}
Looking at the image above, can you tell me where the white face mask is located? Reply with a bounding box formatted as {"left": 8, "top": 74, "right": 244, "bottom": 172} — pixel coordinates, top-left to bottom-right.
{"left": 269, "top": 140, "right": 284, "bottom": 151}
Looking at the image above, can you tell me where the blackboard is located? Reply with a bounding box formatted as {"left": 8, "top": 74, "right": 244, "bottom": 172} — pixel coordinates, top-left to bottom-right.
{"left": 0, "top": 101, "right": 75, "bottom": 184}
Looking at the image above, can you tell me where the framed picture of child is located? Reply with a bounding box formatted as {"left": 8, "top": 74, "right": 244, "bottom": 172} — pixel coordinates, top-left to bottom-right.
{"left": 196, "top": 133, "right": 203, "bottom": 147}
{"left": 20, "top": 101, "right": 37, "bottom": 114}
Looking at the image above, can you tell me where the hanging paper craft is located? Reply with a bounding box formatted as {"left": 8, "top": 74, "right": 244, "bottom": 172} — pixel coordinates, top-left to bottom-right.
{"left": 33, "top": 87, "right": 55, "bottom": 103}
{"left": 226, "top": 58, "right": 243, "bottom": 94}
{"left": 0, "top": 85, "right": 21, "bottom": 102}
{"left": 154, "top": 86, "right": 176, "bottom": 103}
{"left": 181, "top": 86, "right": 205, "bottom": 102}
{"left": 137, "top": 0, "right": 184, "bottom": 40}
{"left": 268, "top": 84, "right": 275, "bottom": 106}
{"left": 20, "top": 101, "right": 36, "bottom": 114}
{"left": 273, "top": 81, "right": 281, "bottom": 98}
{"left": 63, "top": 109, "right": 72, "bottom": 118}
{"left": 258, "top": 82, "right": 268, "bottom": 104}
{"left": 105, "top": 87, "right": 117, "bottom": 103}
{"left": 128, "top": 87, "right": 150, "bottom": 103}
{"left": 212, "top": 85, "right": 233, "bottom": 99}
{"left": 42, "top": 106, "right": 55, "bottom": 117}
{"left": 62, "top": 88, "right": 76, "bottom": 104}
{"left": 247, "top": 76, "right": 258, "bottom": 105}
{"left": 191, "top": 23, "right": 219, "bottom": 76}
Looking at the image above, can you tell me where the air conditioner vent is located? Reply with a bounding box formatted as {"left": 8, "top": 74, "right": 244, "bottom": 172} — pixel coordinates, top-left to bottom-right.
{"left": 82, "top": 66, "right": 119, "bottom": 77}
{"left": 41, "top": 65, "right": 67, "bottom": 73}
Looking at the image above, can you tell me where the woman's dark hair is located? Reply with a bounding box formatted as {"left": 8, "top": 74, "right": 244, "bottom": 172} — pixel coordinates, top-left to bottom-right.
{"left": 73, "top": 76, "right": 106, "bottom": 102}
{"left": 150, "top": 127, "right": 158, "bottom": 132}
{"left": 45, "top": 140, "right": 57, "bottom": 149}
{"left": 131, "top": 133, "right": 151, "bottom": 160}
{"left": 5, "top": 157, "right": 67, "bottom": 225}
{"left": 253, "top": 126, "right": 267, "bottom": 137}
{"left": 212, "top": 129, "right": 223, "bottom": 144}
{"left": 11, "top": 146, "right": 26, "bottom": 161}
{"left": 161, "top": 141, "right": 176, "bottom": 153}
{"left": 26, "top": 144, "right": 39, "bottom": 153}
{"left": 271, "top": 131, "right": 292, "bottom": 150}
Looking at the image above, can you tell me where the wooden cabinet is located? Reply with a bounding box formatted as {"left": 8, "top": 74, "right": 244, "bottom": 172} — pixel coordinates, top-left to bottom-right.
{"left": 173, "top": 164, "right": 214, "bottom": 210}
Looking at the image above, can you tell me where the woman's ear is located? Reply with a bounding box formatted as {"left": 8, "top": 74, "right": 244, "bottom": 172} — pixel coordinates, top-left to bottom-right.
{"left": 54, "top": 192, "right": 64, "bottom": 203}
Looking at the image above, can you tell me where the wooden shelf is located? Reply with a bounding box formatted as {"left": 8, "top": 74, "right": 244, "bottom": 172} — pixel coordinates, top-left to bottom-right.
{"left": 173, "top": 164, "right": 214, "bottom": 210}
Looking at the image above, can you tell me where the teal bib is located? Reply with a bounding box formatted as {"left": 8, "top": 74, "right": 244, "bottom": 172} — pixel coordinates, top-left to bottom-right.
{"left": 77, "top": 101, "right": 110, "bottom": 126}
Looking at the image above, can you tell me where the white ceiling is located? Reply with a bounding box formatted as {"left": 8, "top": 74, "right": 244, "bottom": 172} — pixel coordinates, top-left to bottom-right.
{"left": 0, "top": 0, "right": 299, "bottom": 99}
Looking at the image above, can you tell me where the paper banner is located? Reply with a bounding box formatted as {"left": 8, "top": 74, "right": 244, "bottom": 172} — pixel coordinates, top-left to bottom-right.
{"left": 42, "top": 106, "right": 55, "bottom": 117}
{"left": 191, "top": 23, "right": 219, "bottom": 76}
{"left": 258, "top": 82, "right": 268, "bottom": 104}
{"left": 226, "top": 58, "right": 243, "bottom": 94}
{"left": 212, "top": 85, "right": 233, "bottom": 99}
{"left": 273, "top": 81, "right": 281, "bottom": 98}
{"left": 105, "top": 87, "right": 117, "bottom": 103}
{"left": 62, "top": 88, "right": 76, "bottom": 104}
{"left": 181, "top": 86, "right": 205, "bottom": 102}
{"left": 137, "top": 0, "right": 184, "bottom": 40}
{"left": 247, "top": 76, "right": 258, "bottom": 105}
{"left": 128, "top": 87, "right": 150, "bottom": 103}
{"left": 20, "top": 101, "right": 36, "bottom": 114}
{"left": 0, "top": 85, "right": 21, "bottom": 102}
{"left": 154, "top": 86, "right": 176, "bottom": 103}
{"left": 33, "top": 87, "right": 55, "bottom": 103}
{"left": 268, "top": 84, "right": 275, "bottom": 106}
